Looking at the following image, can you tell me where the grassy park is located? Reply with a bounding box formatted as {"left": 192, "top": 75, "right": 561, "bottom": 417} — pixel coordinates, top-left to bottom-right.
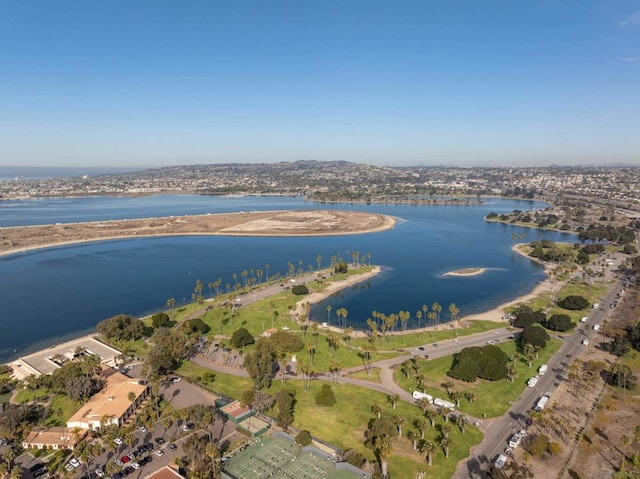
{"left": 393, "top": 338, "right": 562, "bottom": 418}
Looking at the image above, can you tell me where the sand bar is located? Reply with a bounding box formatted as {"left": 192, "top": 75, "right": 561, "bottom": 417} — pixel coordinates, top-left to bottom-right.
{"left": 0, "top": 209, "right": 396, "bottom": 257}
{"left": 443, "top": 267, "right": 487, "bottom": 277}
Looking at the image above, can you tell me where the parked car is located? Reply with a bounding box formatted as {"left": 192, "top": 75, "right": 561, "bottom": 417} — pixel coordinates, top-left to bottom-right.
{"left": 139, "top": 426, "right": 148, "bottom": 433}
{"left": 131, "top": 462, "right": 141, "bottom": 470}
{"left": 167, "top": 443, "right": 177, "bottom": 451}
{"left": 114, "top": 437, "right": 124, "bottom": 445}
{"left": 154, "top": 449, "right": 164, "bottom": 456}
{"left": 155, "top": 437, "right": 165, "bottom": 444}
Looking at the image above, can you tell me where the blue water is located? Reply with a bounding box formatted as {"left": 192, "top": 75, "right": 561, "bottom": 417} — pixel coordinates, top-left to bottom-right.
{"left": 0, "top": 195, "right": 573, "bottom": 361}
{"left": 0, "top": 167, "right": 139, "bottom": 181}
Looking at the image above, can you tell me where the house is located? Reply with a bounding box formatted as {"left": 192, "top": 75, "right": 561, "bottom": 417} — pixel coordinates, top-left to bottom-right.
{"left": 66, "top": 366, "right": 148, "bottom": 431}
{"left": 22, "top": 427, "right": 87, "bottom": 450}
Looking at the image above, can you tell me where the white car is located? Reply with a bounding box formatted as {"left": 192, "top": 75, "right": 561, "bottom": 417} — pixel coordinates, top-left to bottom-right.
{"left": 583, "top": 339, "right": 590, "bottom": 346}
{"left": 527, "top": 376, "right": 539, "bottom": 388}
{"left": 139, "top": 426, "right": 148, "bottom": 433}
{"left": 69, "top": 458, "right": 80, "bottom": 468}
{"left": 95, "top": 467, "right": 105, "bottom": 477}
{"left": 154, "top": 449, "right": 164, "bottom": 456}
{"left": 131, "top": 462, "right": 141, "bottom": 470}
{"left": 171, "top": 377, "right": 182, "bottom": 384}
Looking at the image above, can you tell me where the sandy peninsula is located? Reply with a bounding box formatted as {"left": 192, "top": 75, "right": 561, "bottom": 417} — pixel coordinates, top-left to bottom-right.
{"left": 0, "top": 210, "right": 396, "bottom": 257}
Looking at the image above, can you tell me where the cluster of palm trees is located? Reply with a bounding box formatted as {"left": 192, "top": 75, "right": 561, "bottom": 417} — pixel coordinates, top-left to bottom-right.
{"left": 367, "top": 395, "right": 471, "bottom": 477}
{"left": 0, "top": 448, "right": 22, "bottom": 479}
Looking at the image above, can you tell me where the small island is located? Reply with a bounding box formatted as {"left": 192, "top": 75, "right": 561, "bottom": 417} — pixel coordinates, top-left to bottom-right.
{"left": 443, "top": 267, "right": 487, "bottom": 277}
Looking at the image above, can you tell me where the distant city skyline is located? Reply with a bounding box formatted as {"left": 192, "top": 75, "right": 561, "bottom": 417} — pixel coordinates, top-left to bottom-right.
{"left": 1, "top": 1, "right": 639, "bottom": 168}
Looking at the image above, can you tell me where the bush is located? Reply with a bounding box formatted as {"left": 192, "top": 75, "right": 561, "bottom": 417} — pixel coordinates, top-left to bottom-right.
{"left": 523, "top": 434, "right": 549, "bottom": 457}
{"left": 557, "top": 295, "right": 589, "bottom": 310}
{"left": 240, "top": 389, "right": 255, "bottom": 407}
{"left": 545, "top": 314, "right": 573, "bottom": 332}
{"left": 315, "top": 383, "right": 337, "bottom": 407}
{"left": 623, "top": 244, "right": 638, "bottom": 255}
{"left": 230, "top": 328, "right": 255, "bottom": 348}
{"left": 295, "top": 430, "right": 312, "bottom": 446}
{"left": 448, "top": 345, "right": 508, "bottom": 382}
{"left": 291, "top": 284, "right": 309, "bottom": 295}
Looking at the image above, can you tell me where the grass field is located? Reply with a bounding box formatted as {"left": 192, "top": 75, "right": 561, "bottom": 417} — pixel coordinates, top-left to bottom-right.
{"left": 345, "top": 368, "right": 382, "bottom": 383}
{"left": 44, "top": 394, "right": 78, "bottom": 426}
{"left": 393, "top": 338, "right": 563, "bottom": 418}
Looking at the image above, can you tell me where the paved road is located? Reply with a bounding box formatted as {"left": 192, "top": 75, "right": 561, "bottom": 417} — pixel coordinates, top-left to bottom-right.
{"left": 453, "top": 277, "right": 627, "bottom": 478}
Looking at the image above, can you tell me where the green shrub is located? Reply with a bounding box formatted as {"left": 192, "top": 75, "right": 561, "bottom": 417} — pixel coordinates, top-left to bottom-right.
{"left": 557, "top": 295, "right": 589, "bottom": 310}
{"left": 545, "top": 314, "right": 573, "bottom": 332}
{"left": 291, "top": 284, "right": 309, "bottom": 295}
{"left": 315, "top": 384, "right": 336, "bottom": 407}
{"left": 295, "top": 430, "right": 313, "bottom": 446}
{"left": 448, "top": 345, "right": 508, "bottom": 382}
{"left": 230, "top": 328, "right": 255, "bottom": 348}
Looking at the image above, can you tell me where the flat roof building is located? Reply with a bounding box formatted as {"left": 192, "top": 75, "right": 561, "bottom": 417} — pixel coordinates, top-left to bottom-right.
{"left": 22, "top": 427, "right": 87, "bottom": 451}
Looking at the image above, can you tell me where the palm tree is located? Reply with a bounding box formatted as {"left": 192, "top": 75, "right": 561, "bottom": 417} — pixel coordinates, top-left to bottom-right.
{"left": 336, "top": 307, "right": 348, "bottom": 329}
{"left": 440, "top": 422, "right": 452, "bottom": 439}
{"left": 406, "top": 430, "right": 419, "bottom": 450}
{"left": 424, "top": 409, "right": 437, "bottom": 428}
{"left": 393, "top": 415, "right": 405, "bottom": 438}
{"left": 414, "top": 418, "right": 429, "bottom": 439}
{"left": 523, "top": 343, "right": 536, "bottom": 367}
{"left": 456, "top": 414, "right": 467, "bottom": 434}
{"left": 450, "top": 390, "right": 463, "bottom": 407}
{"left": 306, "top": 342, "right": 315, "bottom": 366}
{"left": 448, "top": 303, "right": 460, "bottom": 335}
{"left": 464, "top": 392, "right": 475, "bottom": 403}
{"left": 432, "top": 302, "right": 442, "bottom": 325}
{"left": 375, "top": 435, "right": 393, "bottom": 479}
{"left": 416, "top": 310, "right": 423, "bottom": 331}
{"left": 371, "top": 404, "right": 384, "bottom": 419}
{"left": 419, "top": 439, "right": 436, "bottom": 466}
{"left": 326, "top": 305, "right": 332, "bottom": 326}
{"left": 417, "top": 398, "right": 431, "bottom": 415}
{"left": 166, "top": 297, "right": 175, "bottom": 310}
{"left": 442, "top": 381, "right": 454, "bottom": 395}
{"left": 387, "top": 393, "right": 400, "bottom": 410}
{"left": 439, "top": 436, "right": 451, "bottom": 458}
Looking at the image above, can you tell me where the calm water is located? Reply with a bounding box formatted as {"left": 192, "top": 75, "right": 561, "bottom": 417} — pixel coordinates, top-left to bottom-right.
{"left": 0, "top": 195, "right": 573, "bottom": 361}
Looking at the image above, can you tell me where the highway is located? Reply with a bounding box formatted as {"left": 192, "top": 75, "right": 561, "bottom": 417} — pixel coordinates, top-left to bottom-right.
{"left": 454, "top": 277, "right": 627, "bottom": 478}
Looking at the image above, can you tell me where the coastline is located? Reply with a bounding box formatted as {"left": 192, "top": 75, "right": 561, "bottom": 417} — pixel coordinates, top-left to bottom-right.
{"left": 5, "top": 245, "right": 554, "bottom": 367}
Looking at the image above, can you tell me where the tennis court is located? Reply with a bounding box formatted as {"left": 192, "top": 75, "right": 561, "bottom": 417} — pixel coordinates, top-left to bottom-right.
{"left": 222, "top": 436, "right": 336, "bottom": 479}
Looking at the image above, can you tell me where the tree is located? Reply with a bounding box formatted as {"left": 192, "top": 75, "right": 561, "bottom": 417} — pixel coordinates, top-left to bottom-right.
{"left": 392, "top": 415, "right": 405, "bottom": 438}
{"left": 375, "top": 435, "right": 393, "bottom": 479}
{"left": 419, "top": 439, "right": 436, "bottom": 466}
{"left": 545, "top": 314, "right": 573, "bottom": 332}
{"left": 521, "top": 325, "right": 550, "bottom": 350}
{"left": 439, "top": 436, "right": 451, "bottom": 458}
{"left": 315, "top": 384, "right": 336, "bottom": 407}
{"left": 275, "top": 388, "right": 296, "bottom": 429}
{"left": 151, "top": 312, "right": 170, "bottom": 328}
{"left": 97, "top": 314, "right": 145, "bottom": 342}
{"left": 557, "top": 295, "right": 590, "bottom": 310}
{"left": 230, "top": 328, "right": 255, "bottom": 349}
{"left": 296, "top": 430, "right": 312, "bottom": 447}
{"left": 387, "top": 393, "right": 400, "bottom": 410}
{"left": 291, "top": 284, "right": 309, "bottom": 295}
{"left": 406, "top": 430, "right": 418, "bottom": 450}
{"left": 244, "top": 339, "right": 275, "bottom": 390}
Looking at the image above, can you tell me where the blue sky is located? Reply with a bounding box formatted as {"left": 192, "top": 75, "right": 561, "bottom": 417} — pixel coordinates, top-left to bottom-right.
{"left": 1, "top": 1, "right": 639, "bottom": 167}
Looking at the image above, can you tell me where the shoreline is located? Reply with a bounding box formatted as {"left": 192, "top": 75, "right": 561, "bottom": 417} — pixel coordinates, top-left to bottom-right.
{"left": 5, "top": 245, "right": 554, "bottom": 368}
{"left": 0, "top": 210, "right": 397, "bottom": 258}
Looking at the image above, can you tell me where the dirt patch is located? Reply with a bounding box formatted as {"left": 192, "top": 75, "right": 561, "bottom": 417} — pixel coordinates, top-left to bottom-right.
{"left": 0, "top": 210, "right": 396, "bottom": 256}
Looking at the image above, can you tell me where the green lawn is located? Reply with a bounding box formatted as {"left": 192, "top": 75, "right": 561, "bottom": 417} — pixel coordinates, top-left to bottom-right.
{"left": 394, "top": 338, "right": 563, "bottom": 418}
{"left": 345, "top": 368, "right": 382, "bottom": 383}
{"left": 44, "top": 394, "right": 78, "bottom": 426}
{"left": 264, "top": 380, "right": 482, "bottom": 479}
{"left": 14, "top": 388, "right": 51, "bottom": 403}
{"left": 178, "top": 362, "right": 482, "bottom": 479}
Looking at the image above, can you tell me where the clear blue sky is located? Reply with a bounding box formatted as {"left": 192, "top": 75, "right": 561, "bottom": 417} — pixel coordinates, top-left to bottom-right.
{"left": 1, "top": 1, "right": 639, "bottom": 167}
